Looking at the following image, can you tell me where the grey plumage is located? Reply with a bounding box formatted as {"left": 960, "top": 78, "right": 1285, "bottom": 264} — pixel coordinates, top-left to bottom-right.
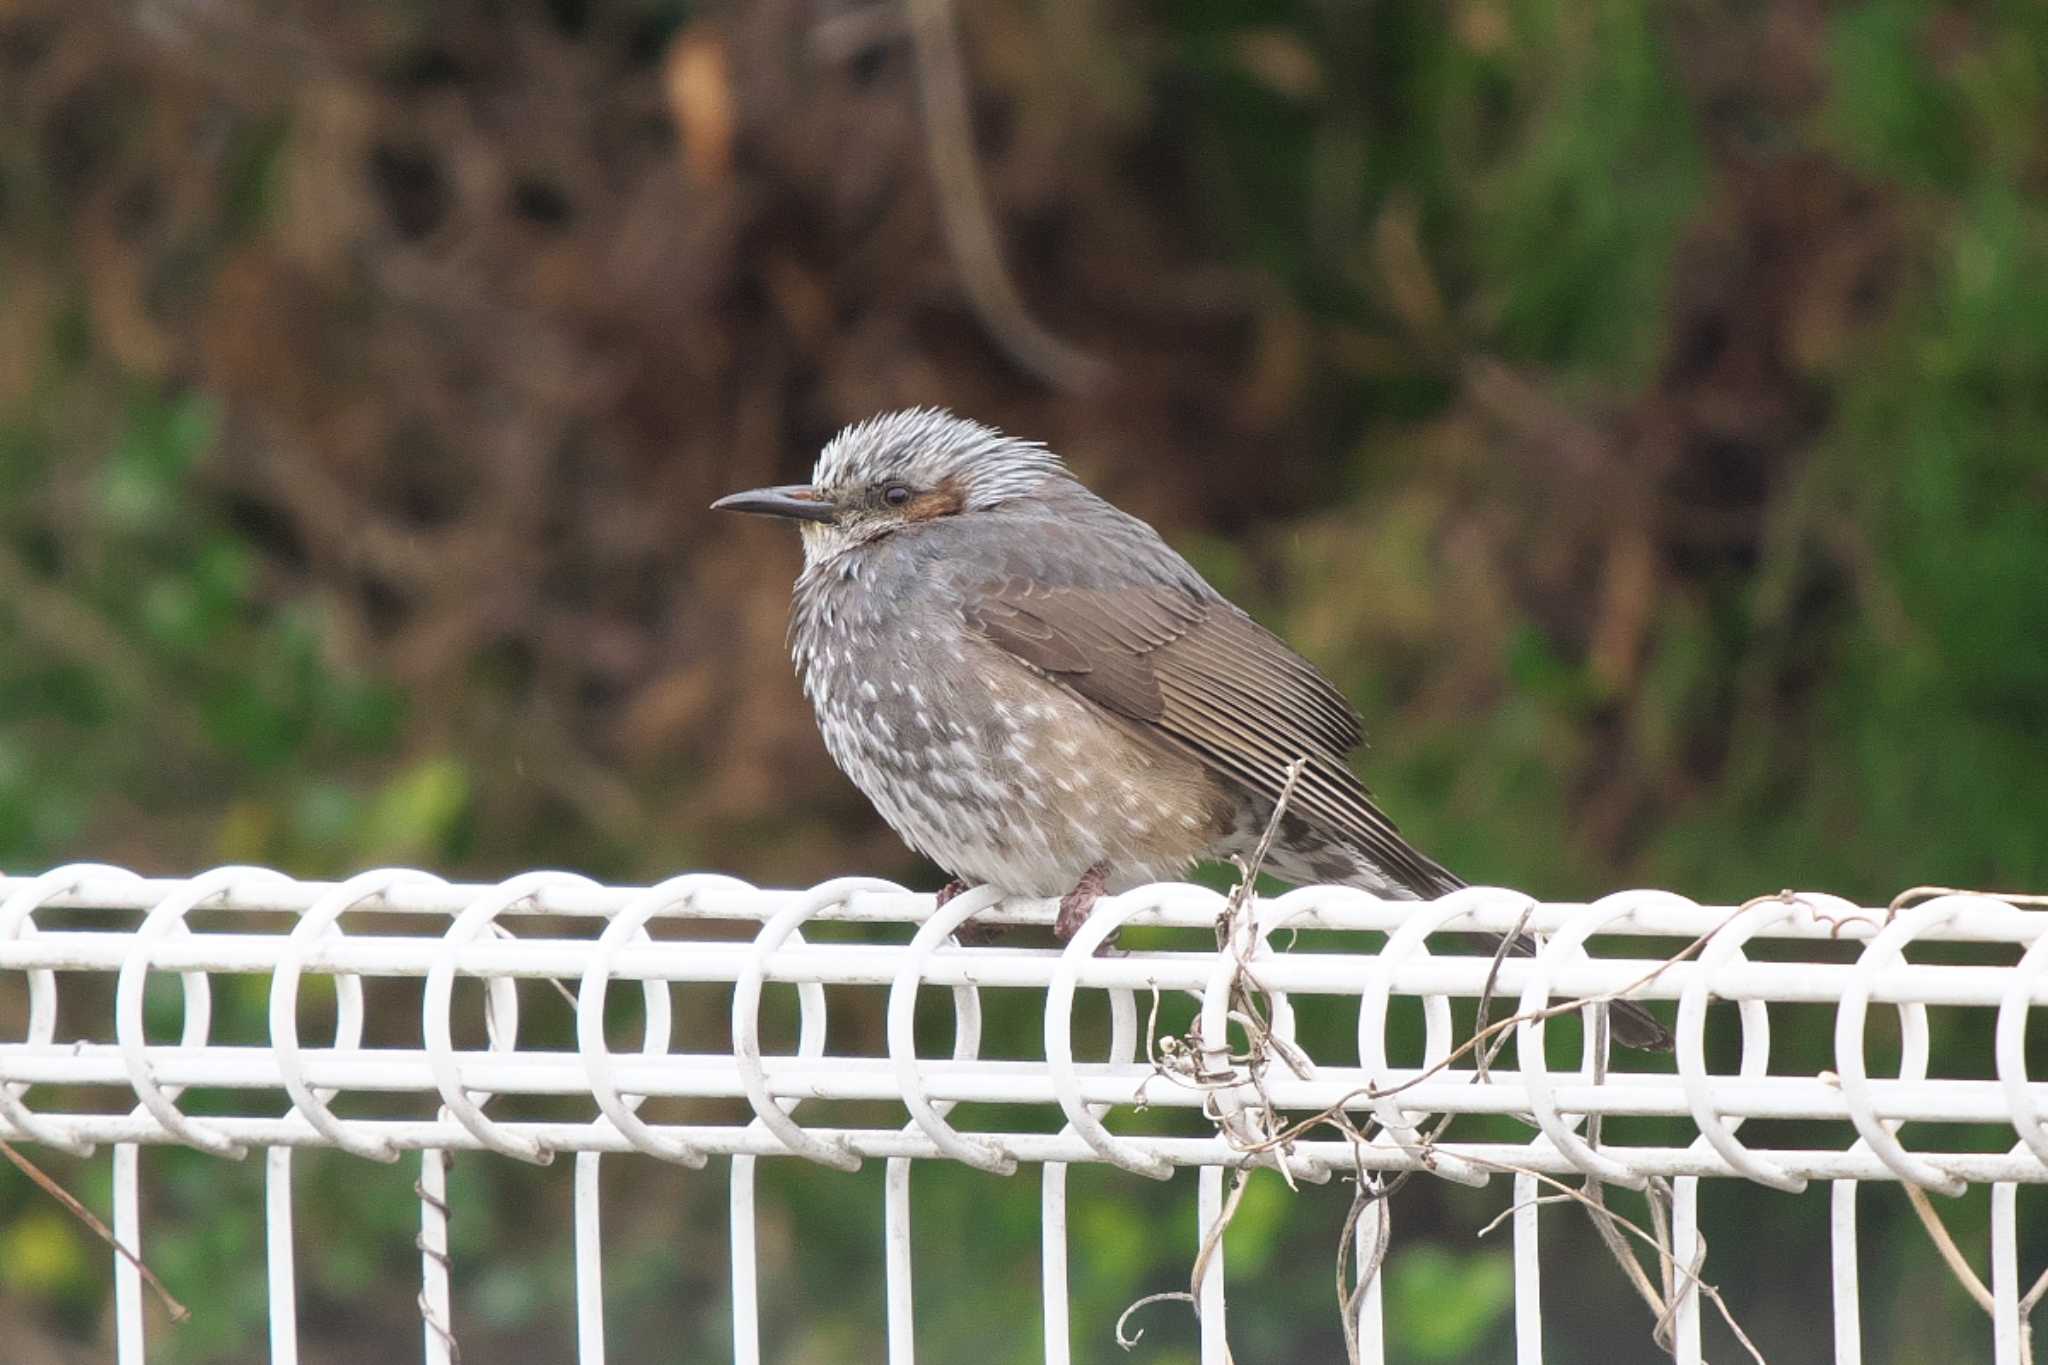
{"left": 714, "top": 408, "right": 1671, "bottom": 1050}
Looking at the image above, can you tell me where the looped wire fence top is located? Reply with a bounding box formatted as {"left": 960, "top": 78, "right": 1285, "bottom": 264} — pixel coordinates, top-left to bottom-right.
{"left": 0, "top": 865, "right": 2044, "bottom": 1365}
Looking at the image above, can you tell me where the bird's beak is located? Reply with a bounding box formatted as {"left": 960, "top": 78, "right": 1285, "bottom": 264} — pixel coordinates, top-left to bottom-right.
{"left": 709, "top": 483, "right": 837, "bottom": 524}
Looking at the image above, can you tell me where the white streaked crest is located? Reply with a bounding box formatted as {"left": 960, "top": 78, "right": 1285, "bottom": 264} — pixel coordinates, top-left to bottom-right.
{"left": 812, "top": 407, "right": 1069, "bottom": 510}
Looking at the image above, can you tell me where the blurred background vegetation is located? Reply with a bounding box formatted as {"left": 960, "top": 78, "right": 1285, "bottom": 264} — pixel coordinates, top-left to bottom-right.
{"left": 1, "top": 0, "right": 2045, "bottom": 1360}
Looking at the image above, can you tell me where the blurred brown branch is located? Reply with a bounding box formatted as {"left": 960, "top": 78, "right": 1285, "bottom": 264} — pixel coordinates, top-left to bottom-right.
{"left": 906, "top": 0, "right": 1107, "bottom": 392}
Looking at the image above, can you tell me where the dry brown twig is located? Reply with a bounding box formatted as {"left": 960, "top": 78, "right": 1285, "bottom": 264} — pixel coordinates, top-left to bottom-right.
{"left": 1122, "top": 786, "right": 1788, "bottom": 1363}
{"left": 1460, "top": 1154, "right": 1769, "bottom": 1365}
{"left": 490, "top": 923, "right": 582, "bottom": 1014}
{"left": 0, "top": 1139, "right": 190, "bottom": 1323}
{"left": 1114, "top": 1289, "right": 1199, "bottom": 1352}
{"left": 1347, "top": 896, "right": 1769, "bottom": 1113}
{"left": 1469, "top": 911, "right": 1530, "bottom": 1089}
{"left": 1324, "top": 903, "right": 1538, "bottom": 1358}
{"left": 1889, "top": 884, "right": 2048, "bottom": 914}
{"left": 904, "top": 0, "right": 1108, "bottom": 392}
{"left": 1899, "top": 1181, "right": 2048, "bottom": 1361}
{"left": 1886, "top": 881, "right": 2048, "bottom": 1358}
{"left": 1117, "top": 761, "right": 1306, "bottom": 1355}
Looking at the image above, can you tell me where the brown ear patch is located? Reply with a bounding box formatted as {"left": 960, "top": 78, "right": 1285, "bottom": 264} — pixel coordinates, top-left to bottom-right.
{"left": 904, "top": 478, "right": 967, "bottom": 521}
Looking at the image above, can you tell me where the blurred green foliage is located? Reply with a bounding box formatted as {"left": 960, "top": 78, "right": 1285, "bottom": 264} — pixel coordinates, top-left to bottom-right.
{"left": 1386, "top": 1242, "right": 1513, "bottom": 1359}
{"left": 0, "top": 362, "right": 424, "bottom": 874}
{"left": 1, "top": 0, "right": 2045, "bottom": 1360}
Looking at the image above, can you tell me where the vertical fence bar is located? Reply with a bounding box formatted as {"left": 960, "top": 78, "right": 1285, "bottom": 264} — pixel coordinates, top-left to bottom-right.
{"left": 1830, "top": 1180, "right": 1861, "bottom": 1365}
{"left": 574, "top": 1152, "right": 606, "bottom": 1365}
{"left": 1197, "top": 1166, "right": 1227, "bottom": 1365}
{"left": 1514, "top": 1171, "right": 1542, "bottom": 1365}
{"left": 1041, "top": 1163, "right": 1070, "bottom": 1365}
{"left": 731, "top": 1154, "right": 760, "bottom": 1365}
{"left": 419, "top": 1148, "right": 454, "bottom": 1365}
{"left": 886, "top": 1158, "right": 916, "bottom": 1364}
{"left": 1353, "top": 1189, "right": 1387, "bottom": 1365}
{"left": 1992, "top": 1182, "right": 2019, "bottom": 1365}
{"left": 1672, "top": 1176, "right": 1702, "bottom": 1365}
{"left": 266, "top": 1147, "right": 299, "bottom": 1365}
{"left": 113, "top": 1142, "right": 145, "bottom": 1363}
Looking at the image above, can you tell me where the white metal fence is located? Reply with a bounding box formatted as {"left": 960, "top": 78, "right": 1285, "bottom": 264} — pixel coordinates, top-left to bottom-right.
{"left": 0, "top": 866, "right": 2043, "bottom": 1362}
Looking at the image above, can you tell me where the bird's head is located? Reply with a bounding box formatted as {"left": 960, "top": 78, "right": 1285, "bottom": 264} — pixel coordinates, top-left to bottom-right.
{"left": 711, "top": 408, "right": 1070, "bottom": 568}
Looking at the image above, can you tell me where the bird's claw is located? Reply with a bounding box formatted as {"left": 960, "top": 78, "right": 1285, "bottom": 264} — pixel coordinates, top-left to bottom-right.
{"left": 936, "top": 878, "right": 1009, "bottom": 943}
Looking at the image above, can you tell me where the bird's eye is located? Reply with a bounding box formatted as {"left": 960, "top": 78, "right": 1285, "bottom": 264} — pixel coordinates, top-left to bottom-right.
{"left": 883, "top": 483, "right": 913, "bottom": 507}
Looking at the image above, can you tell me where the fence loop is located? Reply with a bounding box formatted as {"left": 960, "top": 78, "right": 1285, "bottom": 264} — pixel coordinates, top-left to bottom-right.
{"left": 115, "top": 865, "right": 293, "bottom": 1159}
{"left": 1514, "top": 892, "right": 1685, "bottom": 1190}
{"left": 422, "top": 871, "right": 604, "bottom": 1165}
{"left": 732, "top": 878, "right": 894, "bottom": 1171}
{"left": 1995, "top": 915, "right": 2048, "bottom": 1171}
{"left": 272, "top": 868, "right": 451, "bottom": 1161}
{"left": 888, "top": 884, "right": 1016, "bottom": 1174}
{"left": 1676, "top": 894, "right": 1801, "bottom": 1191}
{"left": 1834, "top": 898, "right": 1978, "bottom": 1195}
{"left": 1045, "top": 886, "right": 1193, "bottom": 1180}
{"left": 576, "top": 875, "right": 745, "bottom": 1168}
{"left": 1356, "top": 889, "right": 1507, "bottom": 1187}
{"left": 0, "top": 863, "right": 139, "bottom": 1155}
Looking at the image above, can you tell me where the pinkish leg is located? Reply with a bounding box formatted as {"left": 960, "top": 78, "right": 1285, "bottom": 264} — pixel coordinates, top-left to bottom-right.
{"left": 934, "top": 878, "right": 972, "bottom": 908}
{"left": 1053, "top": 862, "right": 1110, "bottom": 943}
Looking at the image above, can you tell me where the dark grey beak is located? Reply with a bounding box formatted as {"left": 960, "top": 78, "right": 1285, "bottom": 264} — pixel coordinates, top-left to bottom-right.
{"left": 710, "top": 483, "right": 836, "bottom": 524}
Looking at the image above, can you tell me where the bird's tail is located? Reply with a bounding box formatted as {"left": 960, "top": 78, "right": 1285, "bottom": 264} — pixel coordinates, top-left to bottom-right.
{"left": 1355, "top": 857, "right": 1674, "bottom": 1053}
{"left": 1470, "top": 922, "right": 1674, "bottom": 1052}
{"left": 1268, "top": 834, "right": 1675, "bottom": 1052}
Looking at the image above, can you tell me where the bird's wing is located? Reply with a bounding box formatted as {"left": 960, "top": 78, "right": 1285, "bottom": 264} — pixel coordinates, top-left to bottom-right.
{"left": 965, "top": 578, "right": 1457, "bottom": 895}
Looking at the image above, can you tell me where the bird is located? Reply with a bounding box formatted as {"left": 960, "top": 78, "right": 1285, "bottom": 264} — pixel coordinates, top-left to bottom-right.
{"left": 713, "top": 408, "right": 1672, "bottom": 1050}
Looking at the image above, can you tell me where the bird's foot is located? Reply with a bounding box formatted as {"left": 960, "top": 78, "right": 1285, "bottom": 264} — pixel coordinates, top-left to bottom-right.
{"left": 1053, "top": 862, "right": 1110, "bottom": 943}
{"left": 937, "top": 878, "right": 1006, "bottom": 943}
